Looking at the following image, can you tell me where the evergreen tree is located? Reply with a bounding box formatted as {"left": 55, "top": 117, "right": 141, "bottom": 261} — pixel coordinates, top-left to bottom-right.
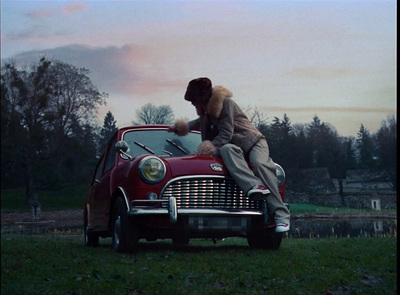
{"left": 99, "top": 111, "right": 118, "bottom": 154}
{"left": 295, "top": 130, "right": 313, "bottom": 169}
{"left": 375, "top": 116, "right": 396, "bottom": 189}
{"left": 356, "top": 124, "right": 376, "bottom": 169}
{"left": 265, "top": 114, "right": 297, "bottom": 168}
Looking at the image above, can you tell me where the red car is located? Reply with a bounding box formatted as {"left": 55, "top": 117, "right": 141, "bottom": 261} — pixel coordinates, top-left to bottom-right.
{"left": 84, "top": 125, "right": 287, "bottom": 252}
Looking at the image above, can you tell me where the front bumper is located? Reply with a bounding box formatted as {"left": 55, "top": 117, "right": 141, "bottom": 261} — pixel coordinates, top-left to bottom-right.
{"left": 129, "top": 197, "right": 268, "bottom": 224}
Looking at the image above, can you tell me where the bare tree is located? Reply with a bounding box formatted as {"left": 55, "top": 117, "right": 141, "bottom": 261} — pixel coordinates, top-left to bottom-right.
{"left": 241, "top": 105, "right": 269, "bottom": 128}
{"left": 1, "top": 57, "right": 107, "bottom": 208}
{"left": 47, "top": 61, "right": 107, "bottom": 136}
{"left": 133, "top": 103, "right": 174, "bottom": 125}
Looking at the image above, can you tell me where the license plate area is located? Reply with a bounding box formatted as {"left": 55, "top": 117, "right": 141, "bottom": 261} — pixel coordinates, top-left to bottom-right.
{"left": 187, "top": 216, "right": 251, "bottom": 231}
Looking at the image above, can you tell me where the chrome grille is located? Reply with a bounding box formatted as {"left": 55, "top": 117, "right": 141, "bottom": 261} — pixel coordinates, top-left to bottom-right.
{"left": 160, "top": 176, "right": 262, "bottom": 210}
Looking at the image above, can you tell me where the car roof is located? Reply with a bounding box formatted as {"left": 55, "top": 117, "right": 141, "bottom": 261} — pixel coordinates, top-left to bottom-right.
{"left": 118, "top": 124, "right": 169, "bottom": 132}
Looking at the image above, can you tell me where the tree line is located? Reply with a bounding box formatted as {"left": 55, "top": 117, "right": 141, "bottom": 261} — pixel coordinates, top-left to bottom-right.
{"left": 1, "top": 57, "right": 396, "bottom": 207}
{"left": 258, "top": 114, "right": 396, "bottom": 193}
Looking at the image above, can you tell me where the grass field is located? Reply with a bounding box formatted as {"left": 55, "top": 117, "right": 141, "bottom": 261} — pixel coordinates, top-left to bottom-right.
{"left": 1, "top": 185, "right": 89, "bottom": 212}
{"left": 1, "top": 235, "right": 396, "bottom": 295}
{"left": 1, "top": 187, "right": 397, "bottom": 294}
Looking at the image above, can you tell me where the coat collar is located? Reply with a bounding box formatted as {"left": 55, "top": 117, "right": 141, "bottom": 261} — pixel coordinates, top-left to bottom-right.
{"left": 206, "top": 86, "right": 233, "bottom": 118}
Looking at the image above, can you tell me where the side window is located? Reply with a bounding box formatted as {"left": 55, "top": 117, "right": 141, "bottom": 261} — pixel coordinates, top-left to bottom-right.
{"left": 103, "top": 138, "right": 117, "bottom": 173}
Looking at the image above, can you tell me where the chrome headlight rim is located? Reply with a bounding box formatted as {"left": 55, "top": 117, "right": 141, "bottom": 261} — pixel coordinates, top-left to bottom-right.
{"left": 138, "top": 156, "right": 166, "bottom": 184}
{"left": 275, "top": 163, "right": 285, "bottom": 187}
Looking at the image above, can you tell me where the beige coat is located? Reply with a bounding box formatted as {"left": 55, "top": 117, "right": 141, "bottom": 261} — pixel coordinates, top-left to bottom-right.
{"left": 186, "top": 86, "right": 264, "bottom": 155}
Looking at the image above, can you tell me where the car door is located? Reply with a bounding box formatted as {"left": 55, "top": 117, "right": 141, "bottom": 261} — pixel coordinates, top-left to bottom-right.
{"left": 90, "top": 138, "right": 117, "bottom": 229}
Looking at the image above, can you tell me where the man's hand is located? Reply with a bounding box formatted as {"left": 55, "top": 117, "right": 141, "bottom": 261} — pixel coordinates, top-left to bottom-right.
{"left": 172, "top": 119, "right": 189, "bottom": 136}
{"left": 198, "top": 140, "right": 217, "bottom": 156}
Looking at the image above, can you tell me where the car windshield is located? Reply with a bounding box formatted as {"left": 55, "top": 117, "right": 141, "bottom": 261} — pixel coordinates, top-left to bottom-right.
{"left": 122, "top": 129, "right": 202, "bottom": 157}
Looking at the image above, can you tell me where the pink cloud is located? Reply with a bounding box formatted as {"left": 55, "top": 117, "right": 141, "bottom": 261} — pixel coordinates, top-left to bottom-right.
{"left": 26, "top": 9, "right": 55, "bottom": 19}
{"left": 62, "top": 2, "right": 88, "bottom": 15}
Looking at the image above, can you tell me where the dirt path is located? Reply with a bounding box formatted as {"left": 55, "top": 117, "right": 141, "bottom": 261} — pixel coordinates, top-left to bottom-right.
{"left": 1, "top": 209, "right": 83, "bottom": 228}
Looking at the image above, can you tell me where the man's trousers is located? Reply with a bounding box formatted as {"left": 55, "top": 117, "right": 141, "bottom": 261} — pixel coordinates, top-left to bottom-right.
{"left": 219, "top": 140, "right": 290, "bottom": 225}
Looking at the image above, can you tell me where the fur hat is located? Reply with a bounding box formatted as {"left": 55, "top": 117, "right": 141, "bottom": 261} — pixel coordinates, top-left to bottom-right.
{"left": 184, "top": 77, "right": 212, "bottom": 104}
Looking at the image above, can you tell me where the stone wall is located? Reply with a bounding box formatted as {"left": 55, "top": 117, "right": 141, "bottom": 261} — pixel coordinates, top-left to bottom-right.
{"left": 284, "top": 192, "right": 397, "bottom": 209}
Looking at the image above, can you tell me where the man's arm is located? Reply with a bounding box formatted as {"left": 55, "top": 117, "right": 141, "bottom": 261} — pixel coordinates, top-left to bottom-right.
{"left": 211, "top": 98, "right": 235, "bottom": 148}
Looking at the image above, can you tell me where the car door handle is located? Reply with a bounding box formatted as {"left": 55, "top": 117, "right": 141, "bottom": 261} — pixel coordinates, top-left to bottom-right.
{"left": 94, "top": 179, "right": 100, "bottom": 184}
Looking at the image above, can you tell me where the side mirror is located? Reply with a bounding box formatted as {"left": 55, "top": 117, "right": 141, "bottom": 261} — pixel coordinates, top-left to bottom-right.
{"left": 115, "top": 141, "right": 129, "bottom": 153}
{"left": 115, "top": 141, "right": 132, "bottom": 159}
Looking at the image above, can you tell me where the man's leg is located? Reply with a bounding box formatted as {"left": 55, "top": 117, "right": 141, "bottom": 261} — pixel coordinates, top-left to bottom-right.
{"left": 219, "top": 144, "right": 263, "bottom": 195}
{"left": 249, "top": 139, "right": 290, "bottom": 227}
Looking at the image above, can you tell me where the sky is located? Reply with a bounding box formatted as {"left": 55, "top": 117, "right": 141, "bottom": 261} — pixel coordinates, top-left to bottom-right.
{"left": 1, "top": 0, "right": 397, "bottom": 137}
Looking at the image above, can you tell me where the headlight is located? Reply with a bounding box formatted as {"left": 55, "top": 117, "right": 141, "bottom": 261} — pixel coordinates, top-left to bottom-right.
{"left": 139, "top": 156, "right": 166, "bottom": 184}
{"left": 275, "top": 163, "right": 285, "bottom": 187}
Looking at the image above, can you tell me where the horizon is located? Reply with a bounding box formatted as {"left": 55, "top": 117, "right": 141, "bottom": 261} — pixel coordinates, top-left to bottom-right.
{"left": 1, "top": 0, "right": 396, "bottom": 137}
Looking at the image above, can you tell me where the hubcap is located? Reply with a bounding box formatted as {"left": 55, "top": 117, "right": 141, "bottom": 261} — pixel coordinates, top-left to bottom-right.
{"left": 114, "top": 215, "right": 121, "bottom": 247}
{"left": 85, "top": 225, "right": 89, "bottom": 244}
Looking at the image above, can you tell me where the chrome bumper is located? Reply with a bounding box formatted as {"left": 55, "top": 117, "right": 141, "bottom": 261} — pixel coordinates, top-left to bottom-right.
{"left": 129, "top": 197, "right": 266, "bottom": 223}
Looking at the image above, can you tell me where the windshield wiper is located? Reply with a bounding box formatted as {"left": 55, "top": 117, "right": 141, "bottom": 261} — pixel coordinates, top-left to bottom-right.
{"left": 162, "top": 150, "right": 173, "bottom": 156}
{"left": 166, "top": 139, "right": 188, "bottom": 154}
{"left": 134, "top": 141, "right": 155, "bottom": 154}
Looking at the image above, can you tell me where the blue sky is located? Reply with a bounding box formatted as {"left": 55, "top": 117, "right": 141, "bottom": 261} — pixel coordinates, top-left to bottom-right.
{"left": 1, "top": 0, "right": 396, "bottom": 137}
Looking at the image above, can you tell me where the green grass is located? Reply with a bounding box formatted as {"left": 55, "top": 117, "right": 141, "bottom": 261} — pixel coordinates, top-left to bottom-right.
{"left": 1, "top": 184, "right": 88, "bottom": 212}
{"left": 1, "top": 235, "right": 396, "bottom": 295}
{"left": 288, "top": 203, "right": 374, "bottom": 214}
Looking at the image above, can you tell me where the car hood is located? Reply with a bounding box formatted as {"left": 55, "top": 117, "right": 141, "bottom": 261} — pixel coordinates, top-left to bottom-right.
{"left": 162, "top": 154, "right": 229, "bottom": 178}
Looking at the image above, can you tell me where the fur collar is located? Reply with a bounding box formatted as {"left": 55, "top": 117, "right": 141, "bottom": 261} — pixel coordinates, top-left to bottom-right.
{"left": 206, "top": 86, "right": 233, "bottom": 118}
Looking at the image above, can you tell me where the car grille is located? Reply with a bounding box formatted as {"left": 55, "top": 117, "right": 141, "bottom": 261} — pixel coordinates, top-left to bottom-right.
{"left": 160, "top": 176, "right": 262, "bottom": 210}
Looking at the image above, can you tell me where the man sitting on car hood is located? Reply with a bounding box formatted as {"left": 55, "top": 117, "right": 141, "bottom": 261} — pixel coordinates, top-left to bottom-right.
{"left": 170, "top": 77, "right": 290, "bottom": 233}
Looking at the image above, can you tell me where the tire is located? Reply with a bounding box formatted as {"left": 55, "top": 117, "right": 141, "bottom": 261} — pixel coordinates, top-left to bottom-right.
{"left": 112, "top": 197, "right": 139, "bottom": 253}
{"left": 247, "top": 229, "right": 282, "bottom": 250}
{"left": 84, "top": 218, "right": 99, "bottom": 247}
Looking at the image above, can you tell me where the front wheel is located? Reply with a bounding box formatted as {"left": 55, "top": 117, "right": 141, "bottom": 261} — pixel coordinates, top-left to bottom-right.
{"left": 112, "top": 197, "right": 139, "bottom": 253}
{"left": 247, "top": 229, "right": 282, "bottom": 250}
{"left": 172, "top": 235, "right": 190, "bottom": 247}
